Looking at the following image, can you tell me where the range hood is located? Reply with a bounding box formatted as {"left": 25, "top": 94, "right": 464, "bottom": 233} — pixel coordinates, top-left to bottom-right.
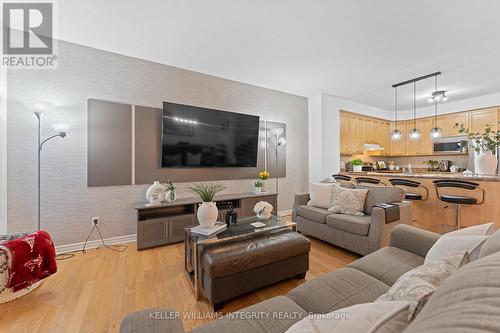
{"left": 364, "top": 143, "right": 385, "bottom": 151}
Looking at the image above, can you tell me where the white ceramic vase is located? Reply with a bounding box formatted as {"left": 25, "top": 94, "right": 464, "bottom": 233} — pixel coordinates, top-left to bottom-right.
{"left": 145, "top": 181, "right": 166, "bottom": 204}
{"left": 353, "top": 165, "right": 363, "bottom": 172}
{"left": 475, "top": 150, "right": 498, "bottom": 175}
{"left": 197, "top": 202, "right": 218, "bottom": 228}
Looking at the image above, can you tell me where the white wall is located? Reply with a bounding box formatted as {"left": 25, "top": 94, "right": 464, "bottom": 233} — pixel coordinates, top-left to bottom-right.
{"left": 308, "top": 93, "right": 391, "bottom": 182}
{"left": 0, "top": 68, "right": 6, "bottom": 234}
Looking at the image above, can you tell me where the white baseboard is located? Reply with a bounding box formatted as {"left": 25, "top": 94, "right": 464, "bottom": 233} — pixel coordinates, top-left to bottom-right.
{"left": 55, "top": 234, "right": 137, "bottom": 254}
{"left": 278, "top": 209, "right": 292, "bottom": 216}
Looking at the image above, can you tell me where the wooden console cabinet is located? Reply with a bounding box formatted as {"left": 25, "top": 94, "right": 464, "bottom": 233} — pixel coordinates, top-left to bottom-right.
{"left": 135, "top": 192, "right": 278, "bottom": 250}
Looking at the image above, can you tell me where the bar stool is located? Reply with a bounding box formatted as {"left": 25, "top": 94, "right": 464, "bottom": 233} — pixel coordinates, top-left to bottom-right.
{"left": 355, "top": 177, "right": 387, "bottom": 186}
{"left": 332, "top": 174, "right": 352, "bottom": 182}
{"left": 433, "top": 180, "right": 485, "bottom": 229}
{"left": 389, "top": 178, "right": 429, "bottom": 201}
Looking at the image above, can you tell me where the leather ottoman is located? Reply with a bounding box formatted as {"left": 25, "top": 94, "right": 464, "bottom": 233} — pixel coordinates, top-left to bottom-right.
{"left": 200, "top": 231, "right": 310, "bottom": 309}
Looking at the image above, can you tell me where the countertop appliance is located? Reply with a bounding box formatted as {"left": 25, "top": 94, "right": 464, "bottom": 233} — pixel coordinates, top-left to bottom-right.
{"left": 433, "top": 136, "right": 468, "bottom": 154}
{"left": 438, "top": 160, "right": 452, "bottom": 172}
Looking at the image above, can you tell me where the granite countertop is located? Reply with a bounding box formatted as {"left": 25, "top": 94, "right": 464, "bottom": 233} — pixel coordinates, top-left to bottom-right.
{"left": 341, "top": 171, "right": 500, "bottom": 182}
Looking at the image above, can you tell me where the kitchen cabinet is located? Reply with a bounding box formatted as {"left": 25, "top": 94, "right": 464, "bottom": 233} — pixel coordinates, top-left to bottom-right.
{"left": 417, "top": 118, "right": 434, "bottom": 155}
{"left": 390, "top": 122, "right": 406, "bottom": 155}
{"left": 363, "top": 118, "right": 373, "bottom": 144}
{"left": 436, "top": 115, "right": 450, "bottom": 136}
{"left": 469, "top": 107, "right": 498, "bottom": 133}
{"left": 449, "top": 112, "right": 469, "bottom": 135}
{"left": 349, "top": 116, "right": 361, "bottom": 154}
{"left": 340, "top": 114, "right": 350, "bottom": 154}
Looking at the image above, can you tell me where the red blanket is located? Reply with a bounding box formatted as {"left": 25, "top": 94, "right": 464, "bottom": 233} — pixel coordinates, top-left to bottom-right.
{"left": 0, "top": 231, "right": 57, "bottom": 291}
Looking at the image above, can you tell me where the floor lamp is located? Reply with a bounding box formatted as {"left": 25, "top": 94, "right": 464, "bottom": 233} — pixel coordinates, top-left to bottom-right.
{"left": 270, "top": 127, "right": 286, "bottom": 212}
{"left": 35, "top": 109, "right": 69, "bottom": 232}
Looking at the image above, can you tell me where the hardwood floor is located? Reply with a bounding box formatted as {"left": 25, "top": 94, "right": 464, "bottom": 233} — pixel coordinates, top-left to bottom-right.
{"left": 0, "top": 231, "right": 360, "bottom": 333}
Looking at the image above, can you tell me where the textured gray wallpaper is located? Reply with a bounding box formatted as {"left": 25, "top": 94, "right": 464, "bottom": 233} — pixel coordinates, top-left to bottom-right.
{"left": 6, "top": 41, "right": 308, "bottom": 246}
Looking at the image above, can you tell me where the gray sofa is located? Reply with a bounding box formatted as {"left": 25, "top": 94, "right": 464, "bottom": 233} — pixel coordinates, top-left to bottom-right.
{"left": 293, "top": 185, "right": 412, "bottom": 255}
{"left": 119, "top": 225, "right": 500, "bottom": 332}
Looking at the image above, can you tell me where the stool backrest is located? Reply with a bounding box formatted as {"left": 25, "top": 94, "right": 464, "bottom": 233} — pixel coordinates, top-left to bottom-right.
{"left": 432, "top": 179, "right": 485, "bottom": 204}
{"left": 332, "top": 174, "right": 352, "bottom": 182}
{"left": 390, "top": 178, "right": 429, "bottom": 200}
{"left": 355, "top": 177, "right": 387, "bottom": 186}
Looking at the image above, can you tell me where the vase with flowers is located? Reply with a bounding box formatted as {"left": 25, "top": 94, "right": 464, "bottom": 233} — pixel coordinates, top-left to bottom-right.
{"left": 455, "top": 123, "right": 500, "bottom": 175}
{"left": 164, "top": 181, "right": 176, "bottom": 203}
{"left": 254, "top": 180, "right": 263, "bottom": 194}
{"left": 189, "top": 183, "right": 226, "bottom": 228}
{"left": 258, "top": 171, "right": 270, "bottom": 192}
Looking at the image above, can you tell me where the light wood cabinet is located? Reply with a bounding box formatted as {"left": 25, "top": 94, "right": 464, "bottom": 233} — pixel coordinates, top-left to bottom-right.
{"left": 449, "top": 112, "right": 469, "bottom": 135}
{"left": 417, "top": 118, "right": 434, "bottom": 155}
{"left": 363, "top": 118, "right": 373, "bottom": 144}
{"left": 349, "top": 117, "right": 361, "bottom": 154}
{"left": 390, "top": 122, "right": 406, "bottom": 155}
{"left": 469, "top": 107, "right": 498, "bottom": 133}
{"left": 436, "top": 115, "right": 450, "bottom": 136}
{"left": 340, "top": 114, "right": 350, "bottom": 155}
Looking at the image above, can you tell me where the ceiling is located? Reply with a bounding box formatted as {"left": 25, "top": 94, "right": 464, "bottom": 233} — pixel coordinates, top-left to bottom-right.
{"left": 55, "top": 0, "right": 500, "bottom": 110}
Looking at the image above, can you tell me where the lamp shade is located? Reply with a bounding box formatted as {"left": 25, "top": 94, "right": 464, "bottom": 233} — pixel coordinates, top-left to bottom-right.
{"left": 52, "top": 123, "right": 69, "bottom": 136}
{"left": 390, "top": 129, "right": 402, "bottom": 141}
{"left": 277, "top": 137, "right": 286, "bottom": 146}
{"left": 409, "top": 128, "right": 421, "bottom": 141}
{"left": 430, "top": 127, "right": 443, "bottom": 139}
{"left": 271, "top": 127, "right": 284, "bottom": 137}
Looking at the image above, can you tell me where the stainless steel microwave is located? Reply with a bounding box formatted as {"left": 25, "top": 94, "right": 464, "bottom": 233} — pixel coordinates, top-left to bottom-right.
{"left": 433, "top": 136, "right": 468, "bottom": 154}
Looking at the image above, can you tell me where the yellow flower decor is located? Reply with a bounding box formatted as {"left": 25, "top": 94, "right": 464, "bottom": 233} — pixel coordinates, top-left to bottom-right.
{"left": 258, "top": 171, "right": 270, "bottom": 180}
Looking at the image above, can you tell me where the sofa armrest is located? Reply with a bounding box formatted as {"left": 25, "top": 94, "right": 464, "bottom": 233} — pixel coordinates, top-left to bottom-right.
{"left": 120, "top": 308, "right": 184, "bottom": 333}
{"left": 292, "top": 193, "right": 310, "bottom": 221}
{"left": 368, "top": 201, "right": 413, "bottom": 254}
{"left": 390, "top": 224, "right": 440, "bottom": 258}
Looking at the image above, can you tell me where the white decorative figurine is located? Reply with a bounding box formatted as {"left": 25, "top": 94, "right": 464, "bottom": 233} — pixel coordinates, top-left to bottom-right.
{"left": 145, "top": 181, "right": 166, "bottom": 205}
{"left": 254, "top": 201, "right": 273, "bottom": 220}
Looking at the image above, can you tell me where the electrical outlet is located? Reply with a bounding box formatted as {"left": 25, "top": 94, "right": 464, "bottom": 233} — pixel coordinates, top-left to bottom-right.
{"left": 91, "top": 216, "right": 100, "bottom": 227}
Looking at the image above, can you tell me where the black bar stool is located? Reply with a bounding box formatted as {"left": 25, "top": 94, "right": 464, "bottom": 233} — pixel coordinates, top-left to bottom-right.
{"left": 355, "top": 177, "right": 387, "bottom": 186}
{"left": 332, "top": 174, "right": 352, "bottom": 182}
{"left": 433, "top": 180, "right": 485, "bottom": 229}
{"left": 389, "top": 178, "right": 429, "bottom": 201}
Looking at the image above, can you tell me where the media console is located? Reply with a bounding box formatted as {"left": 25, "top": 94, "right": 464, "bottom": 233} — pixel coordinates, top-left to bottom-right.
{"left": 134, "top": 192, "right": 278, "bottom": 250}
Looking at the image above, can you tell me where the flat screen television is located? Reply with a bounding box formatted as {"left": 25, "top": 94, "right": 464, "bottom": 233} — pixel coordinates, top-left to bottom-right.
{"left": 161, "top": 102, "right": 260, "bottom": 168}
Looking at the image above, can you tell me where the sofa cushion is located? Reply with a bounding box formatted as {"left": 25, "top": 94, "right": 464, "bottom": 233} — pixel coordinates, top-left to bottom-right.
{"left": 348, "top": 247, "right": 424, "bottom": 286}
{"left": 480, "top": 230, "right": 500, "bottom": 258}
{"left": 287, "top": 267, "right": 389, "bottom": 314}
{"left": 201, "top": 231, "right": 310, "bottom": 279}
{"left": 326, "top": 214, "right": 371, "bottom": 236}
{"left": 120, "top": 308, "right": 184, "bottom": 333}
{"left": 297, "top": 205, "right": 331, "bottom": 224}
{"left": 357, "top": 186, "right": 405, "bottom": 215}
{"left": 404, "top": 251, "right": 500, "bottom": 333}
{"left": 190, "top": 296, "right": 308, "bottom": 333}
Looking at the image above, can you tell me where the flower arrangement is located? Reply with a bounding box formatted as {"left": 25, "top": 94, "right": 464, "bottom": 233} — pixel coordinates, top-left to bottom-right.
{"left": 188, "top": 183, "right": 226, "bottom": 202}
{"left": 254, "top": 180, "right": 263, "bottom": 188}
{"left": 454, "top": 123, "right": 500, "bottom": 153}
{"left": 258, "top": 171, "right": 270, "bottom": 180}
{"left": 254, "top": 201, "right": 273, "bottom": 219}
{"left": 423, "top": 160, "right": 439, "bottom": 171}
{"left": 165, "top": 181, "right": 176, "bottom": 202}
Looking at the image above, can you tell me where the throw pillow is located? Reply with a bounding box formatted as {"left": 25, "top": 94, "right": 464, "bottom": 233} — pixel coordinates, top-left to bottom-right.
{"left": 286, "top": 301, "right": 410, "bottom": 333}
{"left": 375, "top": 251, "right": 469, "bottom": 321}
{"left": 329, "top": 185, "right": 368, "bottom": 216}
{"left": 479, "top": 230, "right": 500, "bottom": 258}
{"left": 307, "top": 183, "right": 336, "bottom": 209}
{"left": 424, "top": 223, "right": 494, "bottom": 263}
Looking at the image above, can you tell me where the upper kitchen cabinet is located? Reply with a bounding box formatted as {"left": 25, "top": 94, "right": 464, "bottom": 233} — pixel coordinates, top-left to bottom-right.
{"left": 436, "top": 115, "right": 450, "bottom": 136}
{"left": 417, "top": 118, "right": 434, "bottom": 155}
{"left": 469, "top": 107, "right": 499, "bottom": 133}
{"left": 340, "top": 113, "right": 350, "bottom": 155}
{"left": 449, "top": 112, "right": 469, "bottom": 135}
{"left": 390, "top": 121, "right": 407, "bottom": 155}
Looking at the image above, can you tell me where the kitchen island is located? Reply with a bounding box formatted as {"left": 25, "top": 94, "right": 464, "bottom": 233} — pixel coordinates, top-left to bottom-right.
{"left": 340, "top": 171, "right": 500, "bottom": 233}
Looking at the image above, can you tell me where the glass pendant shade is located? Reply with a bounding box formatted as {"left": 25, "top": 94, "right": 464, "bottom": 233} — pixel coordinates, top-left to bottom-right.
{"left": 409, "top": 128, "right": 421, "bottom": 141}
{"left": 391, "top": 129, "right": 402, "bottom": 141}
{"left": 430, "top": 127, "right": 443, "bottom": 139}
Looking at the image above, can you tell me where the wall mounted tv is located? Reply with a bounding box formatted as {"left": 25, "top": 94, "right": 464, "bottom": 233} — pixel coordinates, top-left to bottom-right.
{"left": 161, "top": 102, "right": 260, "bottom": 168}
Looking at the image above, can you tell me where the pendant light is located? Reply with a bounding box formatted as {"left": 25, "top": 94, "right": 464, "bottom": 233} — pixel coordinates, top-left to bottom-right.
{"left": 430, "top": 75, "right": 443, "bottom": 139}
{"left": 408, "top": 81, "right": 421, "bottom": 141}
{"left": 390, "top": 86, "right": 402, "bottom": 141}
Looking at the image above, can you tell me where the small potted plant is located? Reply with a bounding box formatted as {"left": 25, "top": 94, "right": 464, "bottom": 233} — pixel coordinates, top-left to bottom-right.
{"left": 254, "top": 180, "right": 263, "bottom": 194}
{"left": 455, "top": 123, "right": 500, "bottom": 175}
{"left": 189, "top": 183, "right": 227, "bottom": 228}
{"left": 258, "top": 171, "right": 270, "bottom": 192}
{"left": 254, "top": 201, "right": 274, "bottom": 220}
{"left": 351, "top": 159, "right": 364, "bottom": 172}
{"left": 423, "top": 160, "right": 439, "bottom": 171}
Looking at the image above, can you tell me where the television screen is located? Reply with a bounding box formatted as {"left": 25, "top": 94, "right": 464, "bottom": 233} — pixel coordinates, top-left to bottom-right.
{"left": 161, "top": 102, "right": 260, "bottom": 167}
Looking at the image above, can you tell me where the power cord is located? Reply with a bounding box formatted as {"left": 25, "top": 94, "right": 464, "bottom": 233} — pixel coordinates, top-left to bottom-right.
{"left": 82, "top": 221, "right": 127, "bottom": 254}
